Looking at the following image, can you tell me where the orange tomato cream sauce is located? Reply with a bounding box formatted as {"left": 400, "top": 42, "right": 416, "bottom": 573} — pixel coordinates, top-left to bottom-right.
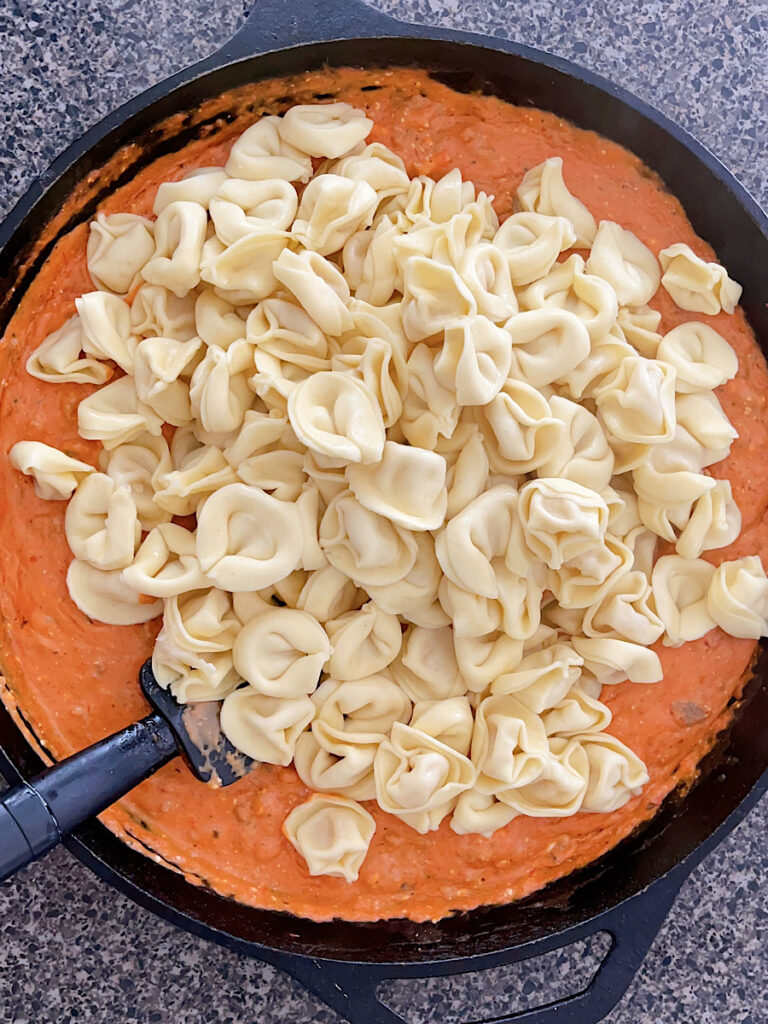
{"left": 0, "top": 68, "right": 766, "bottom": 923}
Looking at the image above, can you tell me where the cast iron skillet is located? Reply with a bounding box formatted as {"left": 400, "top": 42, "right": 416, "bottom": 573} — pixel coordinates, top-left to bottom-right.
{"left": 1, "top": 2, "right": 767, "bottom": 1022}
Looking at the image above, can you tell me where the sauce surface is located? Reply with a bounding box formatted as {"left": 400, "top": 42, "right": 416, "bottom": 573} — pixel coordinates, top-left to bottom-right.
{"left": 1, "top": 67, "right": 766, "bottom": 923}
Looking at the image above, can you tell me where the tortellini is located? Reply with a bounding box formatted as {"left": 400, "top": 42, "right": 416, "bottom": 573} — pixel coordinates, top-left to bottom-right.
{"left": 247, "top": 296, "right": 328, "bottom": 368}
{"left": 365, "top": 531, "right": 448, "bottom": 629}
{"left": 442, "top": 425, "right": 490, "bottom": 519}
{"left": 320, "top": 490, "right": 418, "bottom": 588}
{"left": 706, "top": 557, "right": 768, "bottom": 639}
{"left": 471, "top": 693, "right": 551, "bottom": 793}
{"left": 233, "top": 607, "right": 331, "bottom": 696}
{"left": 326, "top": 601, "right": 402, "bottom": 680}
{"left": 346, "top": 441, "right": 447, "bottom": 530}
{"left": 288, "top": 371, "right": 385, "bottom": 464}
{"left": 579, "top": 733, "right": 649, "bottom": 812}
{"left": 493, "top": 212, "right": 576, "bottom": 286}
{"left": 659, "top": 243, "right": 742, "bottom": 315}
{"left": 219, "top": 686, "right": 314, "bottom": 765}
{"left": 469, "top": 379, "right": 565, "bottom": 475}
{"left": 87, "top": 212, "right": 155, "bottom": 295}
{"left": 153, "top": 167, "right": 228, "bottom": 213}
{"left": 596, "top": 357, "right": 677, "bottom": 444}
{"left": 409, "top": 697, "right": 474, "bottom": 755}
{"left": 342, "top": 218, "right": 401, "bottom": 306}
{"left": 433, "top": 317, "right": 512, "bottom": 406}
{"left": 283, "top": 795, "right": 375, "bottom": 882}
{"left": 225, "top": 116, "right": 313, "bottom": 182}
{"left": 400, "top": 344, "right": 460, "bottom": 449}
{"left": 196, "top": 483, "right": 303, "bottom": 591}
{"left": 435, "top": 484, "right": 526, "bottom": 598}
{"left": 390, "top": 625, "right": 466, "bottom": 702}
{"left": 453, "top": 630, "right": 523, "bottom": 693}
{"left": 273, "top": 248, "right": 354, "bottom": 336}
{"left": 278, "top": 103, "right": 373, "bottom": 159}
{"left": 78, "top": 375, "right": 164, "bottom": 449}
{"left": 656, "top": 322, "right": 738, "bottom": 393}
{"left": 121, "top": 523, "right": 207, "bottom": 597}
{"left": 458, "top": 242, "right": 518, "bottom": 321}
{"left": 585, "top": 221, "right": 660, "bottom": 307}
{"left": 330, "top": 142, "right": 410, "bottom": 205}
{"left": 142, "top": 200, "right": 208, "bottom": 297}
{"left": 331, "top": 331, "right": 409, "bottom": 428}
{"left": 152, "top": 434, "right": 238, "bottom": 516}
{"left": 189, "top": 339, "right": 254, "bottom": 434}
{"left": 200, "top": 231, "right": 288, "bottom": 303}
{"left": 505, "top": 308, "right": 590, "bottom": 388}
{"left": 101, "top": 432, "right": 173, "bottom": 530}
{"left": 209, "top": 178, "right": 298, "bottom": 246}
{"left": 519, "top": 253, "right": 618, "bottom": 342}
{"left": 537, "top": 396, "right": 614, "bottom": 491}
{"left": 14, "top": 102, "right": 763, "bottom": 883}
{"left": 542, "top": 689, "right": 612, "bottom": 738}
{"left": 293, "top": 174, "right": 377, "bottom": 255}
{"left": 571, "top": 636, "right": 662, "bottom": 684}
{"left": 76, "top": 291, "right": 138, "bottom": 373}
{"left": 651, "top": 555, "right": 715, "bottom": 646}
{"left": 518, "top": 478, "right": 609, "bottom": 570}
{"left": 401, "top": 256, "right": 478, "bottom": 342}
{"left": 582, "top": 570, "right": 664, "bottom": 645}
{"left": 66, "top": 559, "right": 163, "bottom": 625}
{"left": 675, "top": 480, "right": 741, "bottom": 559}
{"left": 134, "top": 334, "right": 201, "bottom": 426}
{"left": 297, "top": 674, "right": 411, "bottom": 799}
{"left": 490, "top": 643, "right": 584, "bottom": 714}
{"left": 26, "top": 315, "right": 113, "bottom": 385}
{"left": 130, "top": 283, "right": 197, "bottom": 341}
{"left": 65, "top": 472, "right": 140, "bottom": 570}
{"left": 516, "top": 157, "right": 597, "bottom": 247}
{"left": 450, "top": 789, "right": 518, "bottom": 837}
{"left": 10, "top": 441, "right": 93, "bottom": 500}
{"left": 86, "top": 214, "right": 154, "bottom": 296}
{"left": 374, "top": 722, "right": 476, "bottom": 833}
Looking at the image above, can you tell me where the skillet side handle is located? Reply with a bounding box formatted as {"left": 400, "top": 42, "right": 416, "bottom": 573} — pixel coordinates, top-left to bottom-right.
{"left": 218, "top": 0, "right": 427, "bottom": 61}
{"left": 264, "top": 870, "right": 686, "bottom": 1024}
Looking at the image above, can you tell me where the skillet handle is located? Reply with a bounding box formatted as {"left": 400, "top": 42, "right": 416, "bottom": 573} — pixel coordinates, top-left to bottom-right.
{"left": 218, "top": 0, "right": 428, "bottom": 60}
{"left": 267, "top": 870, "right": 685, "bottom": 1024}
{"left": 0, "top": 713, "right": 178, "bottom": 882}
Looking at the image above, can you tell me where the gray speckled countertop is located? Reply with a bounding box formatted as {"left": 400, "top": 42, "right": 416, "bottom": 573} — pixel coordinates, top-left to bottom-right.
{"left": 1, "top": 1, "right": 767, "bottom": 1022}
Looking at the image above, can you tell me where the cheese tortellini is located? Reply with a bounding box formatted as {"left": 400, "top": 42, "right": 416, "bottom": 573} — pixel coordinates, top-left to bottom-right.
{"left": 283, "top": 795, "right": 375, "bottom": 882}
{"left": 516, "top": 157, "right": 597, "bottom": 247}
{"left": 707, "top": 557, "right": 768, "bottom": 639}
{"left": 10, "top": 441, "right": 94, "bottom": 500}
{"left": 87, "top": 212, "right": 155, "bottom": 295}
{"left": 196, "top": 483, "right": 303, "bottom": 591}
{"left": 659, "top": 242, "right": 742, "bottom": 314}
{"left": 346, "top": 441, "right": 447, "bottom": 530}
{"left": 233, "top": 607, "right": 331, "bottom": 696}
{"left": 26, "top": 315, "right": 113, "bottom": 385}
{"left": 13, "top": 101, "right": 762, "bottom": 885}
{"left": 288, "top": 371, "right": 385, "bottom": 464}
{"left": 585, "top": 221, "right": 660, "bottom": 307}
{"left": 65, "top": 472, "right": 140, "bottom": 570}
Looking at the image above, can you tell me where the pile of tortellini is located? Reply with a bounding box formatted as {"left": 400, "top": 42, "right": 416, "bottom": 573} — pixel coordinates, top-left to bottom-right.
{"left": 10, "top": 102, "right": 768, "bottom": 884}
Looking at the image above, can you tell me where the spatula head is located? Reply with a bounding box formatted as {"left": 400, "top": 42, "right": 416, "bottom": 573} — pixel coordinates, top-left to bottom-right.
{"left": 139, "top": 660, "right": 254, "bottom": 787}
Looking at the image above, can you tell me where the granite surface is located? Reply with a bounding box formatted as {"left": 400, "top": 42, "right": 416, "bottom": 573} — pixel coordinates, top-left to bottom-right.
{"left": 0, "top": 0, "right": 767, "bottom": 1021}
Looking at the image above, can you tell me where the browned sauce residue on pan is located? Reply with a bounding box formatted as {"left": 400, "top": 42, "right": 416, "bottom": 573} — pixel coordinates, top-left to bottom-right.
{"left": 1, "top": 67, "right": 767, "bottom": 923}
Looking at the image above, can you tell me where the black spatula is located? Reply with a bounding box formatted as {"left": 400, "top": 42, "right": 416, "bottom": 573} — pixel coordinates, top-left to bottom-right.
{"left": 0, "top": 659, "right": 253, "bottom": 882}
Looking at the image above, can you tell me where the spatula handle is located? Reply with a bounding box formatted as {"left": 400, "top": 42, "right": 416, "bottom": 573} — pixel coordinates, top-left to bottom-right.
{"left": 0, "top": 712, "right": 178, "bottom": 882}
